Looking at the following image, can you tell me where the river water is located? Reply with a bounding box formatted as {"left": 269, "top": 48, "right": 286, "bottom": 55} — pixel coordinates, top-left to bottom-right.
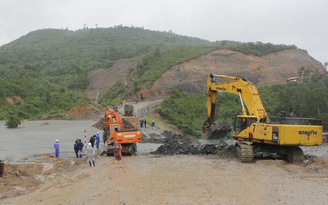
{"left": 0, "top": 120, "right": 162, "bottom": 162}
{"left": 0, "top": 120, "right": 100, "bottom": 162}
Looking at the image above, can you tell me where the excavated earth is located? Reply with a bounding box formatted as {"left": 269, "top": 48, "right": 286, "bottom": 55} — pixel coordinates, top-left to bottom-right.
{"left": 149, "top": 132, "right": 235, "bottom": 159}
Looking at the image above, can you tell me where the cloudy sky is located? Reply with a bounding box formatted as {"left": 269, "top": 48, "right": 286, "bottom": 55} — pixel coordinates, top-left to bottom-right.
{"left": 0, "top": 0, "right": 327, "bottom": 63}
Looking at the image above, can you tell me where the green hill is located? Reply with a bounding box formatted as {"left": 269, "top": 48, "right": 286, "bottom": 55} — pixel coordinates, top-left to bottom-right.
{"left": 0, "top": 26, "right": 298, "bottom": 120}
{"left": 0, "top": 26, "right": 211, "bottom": 89}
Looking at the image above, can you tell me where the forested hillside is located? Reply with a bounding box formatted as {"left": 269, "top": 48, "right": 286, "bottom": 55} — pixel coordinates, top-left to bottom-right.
{"left": 0, "top": 26, "right": 314, "bottom": 123}
{"left": 0, "top": 26, "right": 213, "bottom": 120}
{"left": 0, "top": 26, "right": 210, "bottom": 89}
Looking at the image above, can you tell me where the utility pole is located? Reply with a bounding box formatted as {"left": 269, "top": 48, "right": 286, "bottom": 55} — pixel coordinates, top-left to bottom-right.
{"left": 95, "top": 89, "right": 100, "bottom": 104}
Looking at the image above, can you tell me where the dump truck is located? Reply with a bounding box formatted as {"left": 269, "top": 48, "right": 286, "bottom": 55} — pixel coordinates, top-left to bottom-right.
{"left": 103, "top": 107, "right": 141, "bottom": 155}
{"left": 203, "top": 73, "right": 323, "bottom": 163}
{"left": 124, "top": 104, "right": 134, "bottom": 116}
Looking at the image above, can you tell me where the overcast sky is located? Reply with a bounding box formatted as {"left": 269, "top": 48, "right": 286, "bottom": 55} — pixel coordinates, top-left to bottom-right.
{"left": 0, "top": 0, "right": 327, "bottom": 64}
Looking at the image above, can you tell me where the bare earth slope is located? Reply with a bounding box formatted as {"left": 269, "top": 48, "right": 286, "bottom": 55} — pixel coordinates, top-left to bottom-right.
{"left": 85, "top": 49, "right": 324, "bottom": 101}
{"left": 84, "top": 58, "right": 140, "bottom": 101}
{"left": 150, "top": 49, "right": 324, "bottom": 98}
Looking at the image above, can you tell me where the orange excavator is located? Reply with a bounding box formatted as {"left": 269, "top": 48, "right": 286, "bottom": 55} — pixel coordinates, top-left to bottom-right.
{"left": 103, "top": 107, "right": 141, "bottom": 155}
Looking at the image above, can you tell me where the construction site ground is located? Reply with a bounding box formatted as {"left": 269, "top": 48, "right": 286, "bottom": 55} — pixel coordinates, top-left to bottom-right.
{"left": 1, "top": 148, "right": 328, "bottom": 205}
{"left": 1, "top": 100, "right": 328, "bottom": 205}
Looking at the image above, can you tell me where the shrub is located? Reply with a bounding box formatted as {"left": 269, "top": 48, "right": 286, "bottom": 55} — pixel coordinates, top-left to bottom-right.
{"left": 5, "top": 115, "right": 22, "bottom": 128}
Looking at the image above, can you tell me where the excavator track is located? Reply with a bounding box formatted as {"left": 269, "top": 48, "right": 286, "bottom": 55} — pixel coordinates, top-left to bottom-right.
{"left": 120, "top": 143, "right": 137, "bottom": 156}
{"left": 286, "top": 147, "right": 304, "bottom": 163}
{"left": 106, "top": 143, "right": 137, "bottom": 156}
{"left": 236, "top": 143, "right": 254, "bottom": 163}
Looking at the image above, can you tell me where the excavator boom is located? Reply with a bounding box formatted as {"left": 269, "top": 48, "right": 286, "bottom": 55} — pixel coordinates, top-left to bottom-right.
{"left": 204, "top": 74, "right": 268, "bottom": 130}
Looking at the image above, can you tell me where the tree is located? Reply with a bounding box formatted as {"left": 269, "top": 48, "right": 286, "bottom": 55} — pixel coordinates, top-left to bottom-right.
{"left": 324, "top": 62, "right": 328, "bottom": 70}
{"left": 5, "top": 114, "right": 22, "bottom": 128}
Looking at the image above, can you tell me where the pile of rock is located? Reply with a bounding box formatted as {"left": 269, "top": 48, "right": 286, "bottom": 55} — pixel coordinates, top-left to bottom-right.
{"left": 150, "top": 134, "right": 199, "bottom": 155}
{"left": 150, "top": 133, "right": 236, "bottom": 158}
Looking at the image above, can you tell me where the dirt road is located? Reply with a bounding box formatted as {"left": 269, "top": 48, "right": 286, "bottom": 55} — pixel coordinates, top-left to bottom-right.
{"left": 1, "top": 149, "right": 328, "bottom": 205}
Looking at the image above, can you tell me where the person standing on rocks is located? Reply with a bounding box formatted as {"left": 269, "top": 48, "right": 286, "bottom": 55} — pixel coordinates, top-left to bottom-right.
{"left": 144, "top": 119, "right": 147, "bottom": 128}
{"left": 86, "top": 143, "right": 96, "bottom": 167}
{"left": 53, "top": 139, "right": 60, "bottom": 158}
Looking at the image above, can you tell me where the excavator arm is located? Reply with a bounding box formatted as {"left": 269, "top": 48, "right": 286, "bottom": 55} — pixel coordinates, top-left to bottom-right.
{"left": 203, "top": 73, "right": 268, "bottom": 131}
{"left": 105, "top": 107, "right": 124, "bottom": 130}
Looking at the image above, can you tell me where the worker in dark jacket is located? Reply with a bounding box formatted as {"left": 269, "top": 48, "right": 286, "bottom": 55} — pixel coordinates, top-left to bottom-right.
{"left": 77, "top": 139, "right": 84, "bottom": 158}
{"left": 74, "top": 140, "right": 79, "bottom": 158}
{"left": 89, "top": 135, "right": 96, "bottom": 148}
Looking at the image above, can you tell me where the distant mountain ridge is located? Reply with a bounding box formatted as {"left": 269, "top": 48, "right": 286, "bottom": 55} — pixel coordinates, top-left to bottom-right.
{"left": 0, "top": 26, "right": 210, "bottom": 65}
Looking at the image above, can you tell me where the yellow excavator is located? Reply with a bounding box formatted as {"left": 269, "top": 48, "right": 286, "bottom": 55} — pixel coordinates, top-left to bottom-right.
{"left": 203, "top": 74, "right": 323, "bottom": 163}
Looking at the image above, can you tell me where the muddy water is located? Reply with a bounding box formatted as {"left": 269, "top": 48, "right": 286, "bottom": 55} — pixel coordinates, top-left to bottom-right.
{"left": 0, "top": 120, "right": 162, "bottom": 162}
{"left": 0, "top": 120, "right": 100, "bottom": 162}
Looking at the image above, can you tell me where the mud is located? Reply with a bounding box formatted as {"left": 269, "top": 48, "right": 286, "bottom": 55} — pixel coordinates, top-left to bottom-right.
{"left": 0, "top": 154, "right": 86, "bottom": 200}
{"left": 2, "top": 152, "right": 328, "bottom": 205}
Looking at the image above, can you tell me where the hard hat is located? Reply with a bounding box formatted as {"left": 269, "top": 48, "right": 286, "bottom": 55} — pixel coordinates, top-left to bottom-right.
{"left": 56, "top": 139, "right": 59, "bottom": 142}
{"left": 88, "top": 142, "right": 92, "bottom": 146}
{"left": 97, "top": 132, "right": 99, "bottom": 134}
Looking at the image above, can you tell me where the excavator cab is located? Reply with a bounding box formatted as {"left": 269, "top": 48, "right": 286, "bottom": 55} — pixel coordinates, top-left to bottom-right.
{"left": 234, "top": 115, "right": 257, "bottom": 135}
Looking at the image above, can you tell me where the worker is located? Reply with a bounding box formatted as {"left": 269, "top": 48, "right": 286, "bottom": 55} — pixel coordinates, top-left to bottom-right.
{"left": 151, "top": 121, "right": 155, "bottom": 127}
{"left": 113, "top": 143, "right": 123, "bottom": 164}
{"left": 53, "top": 139, "right": 60, "bottom": 158}
{"left": 139, "top": 118, "right": 144, "bottom": 127}
{"left": 77, "top": 139, "right": 84, "bottom": 158}
{"left": 144, "top": 119, "right": 147, "bottom": 128}
{"left": 89, "top": 135, "right": 95, "bottom": 148}
{"left": 73, "top": 140, "right": 79, "bottom": 158}
{"left": 86, "top": 143, "right": 95, "bottom": 167}
{"left": 95, "top": 132, "right": 100, "bottom": 149}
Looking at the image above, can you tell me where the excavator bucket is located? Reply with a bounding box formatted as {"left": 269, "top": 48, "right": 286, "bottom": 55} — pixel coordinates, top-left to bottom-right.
{"left": 202, "top": 122, "right": 231, "bottom": 140}
{"left": 202, "top": 121, "right": 210, "bottom": 134}
{"left": 202, "top": 118, "right": 215, "bottom": 136}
